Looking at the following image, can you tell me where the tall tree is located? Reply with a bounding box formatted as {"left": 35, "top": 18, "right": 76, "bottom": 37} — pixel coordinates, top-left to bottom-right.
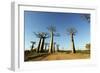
{"left": 47, "top": 25, "right": 59, "bottom": 53}
{"left": 56, "top": 44, "right": 59, "bottom": 52}
{"left": 34, "top": 32, "right": 43, "bottom": 53}
{"left": 44, "top": 43, "right": 49, "bottom": 51}
{"left": 85, "top": 43, "right": 90, "bottom": 50}
{"left": 39, "top": 32, "right": 49, "bottom": 52}
{"left": 53, "top": 42, "right": 56, "bottom": 52}
{"left": 66, "top": 27, "right": 77, "bottom": 53}
{"left": 44, "top": 43, "right": 48, "bottom": 51}
{"left": 30, "top": 41, "right": 36, "bottom": 51}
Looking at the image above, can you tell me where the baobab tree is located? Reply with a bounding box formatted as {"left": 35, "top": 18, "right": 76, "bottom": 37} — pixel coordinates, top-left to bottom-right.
{"left": 56, "top": 44, "right": 59, "bottom": 52}
{"left": 66, "top": 27, "right": 77, "bottom": 53}
{"left": 44, "top": 43, "right": 49, "bottom": 51}
{"left": 30, "top": 41, "right": 36, "bottom": 51}
{"left": 85, "top": 43, "right": 90, "bottom": 50}
{"left": 47, "top": 43, "right": 50, "bottom": 51}
{"left": 34, "top": 32, "right": 49, "bottom": 53}
{"left": 47, "top": 25, "right": 59, "bottom": 53}
{"left": 34, "top": 32, "right": 43, "bottom": 53}
{"left": 53, "top": 42, "right": 56, "bottom": 52}
{"left": 39, "top": 32, "right": 49, "bottom": 52}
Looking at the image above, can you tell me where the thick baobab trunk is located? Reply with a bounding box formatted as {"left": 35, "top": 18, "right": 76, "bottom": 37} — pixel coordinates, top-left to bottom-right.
{"left": 70, "top": 34, "right": 76, "bottom": 53}
{"left": 40, "top": 38, "right": 45, "bottom": 52}
{"left": 37, "top": 38, "right": 42, "bottom": 53}
{"left": 49, "top": 32, "right": 54, "bottom": 53}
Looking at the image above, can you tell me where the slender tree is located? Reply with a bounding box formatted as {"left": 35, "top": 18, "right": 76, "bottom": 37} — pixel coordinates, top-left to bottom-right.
{"left": 56, "top": 44, "right": 59, "bottom": 52}
{"left": 85, "top": 43, "right": 90, "bottom": 50}
{"left": 30, "top": 41, "right": 36, "bottom": 51}
{"left": 44, "top": 43, "right": 48, "bottom": 51}
{"left": 53, "top": 42, "right": 56, "bottom": 52}
{"left": 66, "top": 27, "right": 77, "bottom": 53}
{"left": 47, "top": 43, "right": 50, "bottom": 52}
{"left": 34, "top": 32, "right": 42, "bottom": 53}
{"left": 39, "top": 32, "right": 49, "bottom": 52}
{"left": 47, "top": 25, "right": 56, "bottom": 53}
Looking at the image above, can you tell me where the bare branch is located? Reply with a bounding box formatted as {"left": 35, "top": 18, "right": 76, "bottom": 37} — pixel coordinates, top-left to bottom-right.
{"left": 30, "top": 41, "right": 36, "bottom": 44}
{"left": 47, "top": 25, "right": 56, "bottom": 32}
{"left": 66, "top": 27, "right": 77, "bottom": 35}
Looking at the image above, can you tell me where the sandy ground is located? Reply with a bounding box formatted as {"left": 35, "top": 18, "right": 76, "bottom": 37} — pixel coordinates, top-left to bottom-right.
{"left": 26, "top": 52, "right": 90, "bottom": 61}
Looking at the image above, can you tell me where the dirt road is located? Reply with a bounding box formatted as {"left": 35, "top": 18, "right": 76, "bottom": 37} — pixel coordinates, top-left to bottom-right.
{"left": 28, "top": 52, "right": 90, "bottom": 61}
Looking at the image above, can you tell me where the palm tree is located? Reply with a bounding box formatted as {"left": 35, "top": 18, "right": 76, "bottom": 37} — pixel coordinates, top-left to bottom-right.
{"left": 30, "top": 41, "right": 36, "bottom": 51}
{"left": 47, "top": 25, "right": 56, "bottom": 53}
{"left": 66, "top": 27, "right": 77, "bottom": 53}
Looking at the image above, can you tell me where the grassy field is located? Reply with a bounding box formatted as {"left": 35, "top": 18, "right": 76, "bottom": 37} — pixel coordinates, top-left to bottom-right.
{"left": 24, "top": 50, "right": 90, "bottom": 61}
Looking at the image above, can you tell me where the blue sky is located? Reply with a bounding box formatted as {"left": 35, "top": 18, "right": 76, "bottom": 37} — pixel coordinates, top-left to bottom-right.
{"left": 24, "top": 11, "right": 90, "bottom": 50}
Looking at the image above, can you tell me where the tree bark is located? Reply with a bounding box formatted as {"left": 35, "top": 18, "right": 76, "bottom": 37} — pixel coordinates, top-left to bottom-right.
{"left": 37, "top": 38, "right": 42, "bottom": 53}
{"left": 57, "top": 45, "right": 59, "bottom": 52}
{"left": 49, "top": 32, "right": 53, "bottom": 53}
{"left": 40, "top": 38, "right": 45, "bottom": 52}
{"left": 31, "top": 44, "right": 34, "bottom": 51}
{"left": 45, "top": 44, "right": 47, "bottom": 51}
{"left": 53, "top": 43, "right": 56, "bottom": 52}
{"left": 70, "top": 34, "right": 76, "bottom": 53}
